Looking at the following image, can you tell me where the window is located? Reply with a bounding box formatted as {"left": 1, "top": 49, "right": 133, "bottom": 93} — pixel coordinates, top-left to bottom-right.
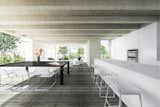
{"left": 100, "top": 40, "right": 111, "bottom": 59}
{"left": 0, "top": 33, "right": 32, "bottom": 64}
{"left": 56, "top": 43, "right": 86, "bottom": 61}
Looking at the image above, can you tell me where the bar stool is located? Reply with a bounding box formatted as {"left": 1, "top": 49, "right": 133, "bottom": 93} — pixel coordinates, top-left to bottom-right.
{"left": 98, "top": 69, "right": 115, "bottom": 98}
{"left": 90, "top": 64, "right": 101, "bottom": 87}
{"left": 94, "top": 65, "right": 104, "bottom": 87}
{"left": 103, "top": 76, "right": 142, "bottom": 107}
{"left": 90, "top": 64, "right": 95, "bottom": 82}
{"left": 91, "top": 65, "right": 115, "bottom": 99}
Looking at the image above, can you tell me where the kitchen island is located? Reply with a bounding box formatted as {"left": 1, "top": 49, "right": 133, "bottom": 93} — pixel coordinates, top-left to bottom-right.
{"left": 94, "top": 59, "right": 160, "bottom": 107}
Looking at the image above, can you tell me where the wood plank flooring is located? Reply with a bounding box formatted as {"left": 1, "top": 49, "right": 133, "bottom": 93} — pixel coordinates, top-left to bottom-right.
{"left": 1, "top": 65, "right": 126, "bottom": 107}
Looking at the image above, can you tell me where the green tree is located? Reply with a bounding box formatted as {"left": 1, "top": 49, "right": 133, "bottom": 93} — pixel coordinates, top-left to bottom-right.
{"left": 0, "top": 54, "right": 12, "bottom": 64}
{"left": 68, "top": 53, "right": 76, "bottom": 60}
{"left": 100, "top": 45, "right": 107, "bottom": 58}
{"left": 0, "top": 32, "right": 20, "bottom": 55}
{"left": 0, "top": 32, "right": 23, "bottom": 64}
{"left": 58, "top": 46, "right": 68, "bottom": 59}
{"left": 13, "top": 53, "right": 25, "bottom": 62}
{"left": 77, "top": 47, "right": 84, "bottom": 57}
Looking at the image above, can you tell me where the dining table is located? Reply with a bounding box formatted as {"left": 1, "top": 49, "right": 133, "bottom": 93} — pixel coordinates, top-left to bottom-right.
{"left": 0, "top": 61, "right": 70, "bottom": 85}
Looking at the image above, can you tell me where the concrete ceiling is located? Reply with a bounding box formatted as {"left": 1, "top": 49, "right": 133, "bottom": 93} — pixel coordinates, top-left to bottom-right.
{"left": 0, "top": 0, "right": 160, "bottom": 40}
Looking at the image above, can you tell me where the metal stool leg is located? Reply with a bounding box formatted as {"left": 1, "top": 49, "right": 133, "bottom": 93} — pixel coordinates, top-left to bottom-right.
{"left": 118, "top": 95, "right": 122, "bottom": 107}
{"left": 99, "top": 79, "right": 106, "bottom": 98}
{"left": 139, "top": 94, "right": 143, "bottom": 107}
{"left": 104, "top": 86, "right": 111, "bottom": 107}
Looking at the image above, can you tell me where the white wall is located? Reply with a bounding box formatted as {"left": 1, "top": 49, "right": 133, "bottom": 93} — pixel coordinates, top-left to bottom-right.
{"left": 111, "top": 22, "right": 160, "bottom": 65}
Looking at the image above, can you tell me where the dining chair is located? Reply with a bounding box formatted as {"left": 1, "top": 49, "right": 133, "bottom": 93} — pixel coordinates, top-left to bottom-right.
{"left": 0, "top": 68, "right": 16, "bottom": 90}
{"left": 33, "top": 67, "right": 59, "bottom": 89}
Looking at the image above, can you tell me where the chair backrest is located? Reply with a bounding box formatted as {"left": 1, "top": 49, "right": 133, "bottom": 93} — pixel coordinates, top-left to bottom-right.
{"left": 0, "top": 68, "right": 13, "bottom": 85}
{"left": 1, "top": 67, "right": 27, "bottom": 76}
{"left": 0, "top": 68, "right": 9, "bottom": 78}
{"left": 33, "top": 67, "right": 59, "bottom": 77}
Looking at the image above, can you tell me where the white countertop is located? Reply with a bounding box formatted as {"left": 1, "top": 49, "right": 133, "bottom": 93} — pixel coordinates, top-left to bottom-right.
{"left": 101, "top": 59, "right": 160, "bottom": 79}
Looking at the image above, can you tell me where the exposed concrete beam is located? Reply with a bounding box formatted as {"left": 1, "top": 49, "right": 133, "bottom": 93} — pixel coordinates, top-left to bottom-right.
{"left": 0, "top": 10, "right": 160, "bottom": 16}
{"left": 1, "top": 29, "right": 135, "bottom": 36}
{"left": 16, "top": 29, "right": 131, "bottom": 35}
{"left": 26, "top": 34, "right": 122, "bottom": 38}
{"left": 21, "top": 32, "right": 129, "bottom": 37}
{"left": 2, "top": 29, "right": 135, "bottom": 31}
{"left": 0, "top": 24, "right": 140, "bottom": 30}
{"left": 0, "top": 6, "right": 159, "bottom": 13}
{"left": 2, "top": 29, "right": 132, "bottom": 40}
{"left": 30, "top": 36, "right": 119, "bottom": 41}
{"left": 0, "top": 0, "right": 159, "bottom": 10}
{"left": 0, "top": 16, "right": 157, "bottom": 25}
{"left": 27, "top": 34, "right": 121, "bottom": 37}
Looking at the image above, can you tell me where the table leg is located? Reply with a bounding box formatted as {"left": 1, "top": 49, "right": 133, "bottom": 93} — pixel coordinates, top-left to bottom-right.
{"left": 60, "top": 66, "right": 64, "bottom": 85}
{"left": 67, "top": 61, "right": 70, "bottom": 75}
{"left": 25, "top": 66, "right": 30, "bottom": 78}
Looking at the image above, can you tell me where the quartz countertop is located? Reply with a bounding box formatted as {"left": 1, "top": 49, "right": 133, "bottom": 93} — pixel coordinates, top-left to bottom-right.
{"left": 101, "top": 59, "right": 160, "bottom": 79}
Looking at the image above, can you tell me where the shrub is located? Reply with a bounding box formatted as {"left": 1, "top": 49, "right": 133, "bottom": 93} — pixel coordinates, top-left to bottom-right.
{"left": 13, "top": 54, "right": 25, "bottom": 62}
{"left": 68, "top": 54, "right": 76, "bottom": 60}
{"left": 0, "top": 54, "right": 12, "bottom": 64}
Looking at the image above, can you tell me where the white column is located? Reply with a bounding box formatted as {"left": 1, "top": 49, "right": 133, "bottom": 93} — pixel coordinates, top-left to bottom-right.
{"left": 88, "top": 39, "right": 100, "bottom": 65}
{"left": 108, "top": 40, "right": 112, "bottom": 57}
{"left": 157, "top": 21, "right": 160, "bottom": 61}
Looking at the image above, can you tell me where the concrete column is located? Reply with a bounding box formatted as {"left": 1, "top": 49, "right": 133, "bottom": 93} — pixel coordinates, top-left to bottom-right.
{"left": 88, "top": 39, "right": 100, "bottom": 65}
{"left": 108, "top": 40, "right": 112, "bottom": 57}
{"left": 157, "top": 20, "right": 160, "bottom": 61}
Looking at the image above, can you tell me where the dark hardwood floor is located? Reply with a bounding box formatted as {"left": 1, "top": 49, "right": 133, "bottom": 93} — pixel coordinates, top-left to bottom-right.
{"left": 1, "top": 64, "right": 126, "bottom": 107}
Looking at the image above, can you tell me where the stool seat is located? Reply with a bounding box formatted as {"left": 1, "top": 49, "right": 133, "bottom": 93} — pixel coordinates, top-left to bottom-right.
{"left": 103, "top": 76, "right": 141, "bottom": 96}
{"left": 103, "top": 76, "right": 142, "bottom": 107}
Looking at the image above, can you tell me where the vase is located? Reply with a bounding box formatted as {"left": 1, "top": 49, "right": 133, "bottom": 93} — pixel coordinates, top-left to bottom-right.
{"left": 37, "top": 56, "right": 40, "bottom": 63}
{"left": 78, "top": 57, "right": 81, "bottom": 61}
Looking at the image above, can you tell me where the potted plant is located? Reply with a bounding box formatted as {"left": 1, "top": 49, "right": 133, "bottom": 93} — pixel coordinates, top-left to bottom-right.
{"left": 77, "top": 47, "right": 84, "bottom": 61}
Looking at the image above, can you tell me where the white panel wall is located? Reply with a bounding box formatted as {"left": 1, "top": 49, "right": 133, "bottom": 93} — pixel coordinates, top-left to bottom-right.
{"left": 111, "top": 22, "right": 160, "bottom": 65}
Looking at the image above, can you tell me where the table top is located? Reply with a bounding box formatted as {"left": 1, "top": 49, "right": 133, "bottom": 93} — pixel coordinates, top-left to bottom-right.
{"left": 0, "top": 61, "right": 66, "bottom": 67}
